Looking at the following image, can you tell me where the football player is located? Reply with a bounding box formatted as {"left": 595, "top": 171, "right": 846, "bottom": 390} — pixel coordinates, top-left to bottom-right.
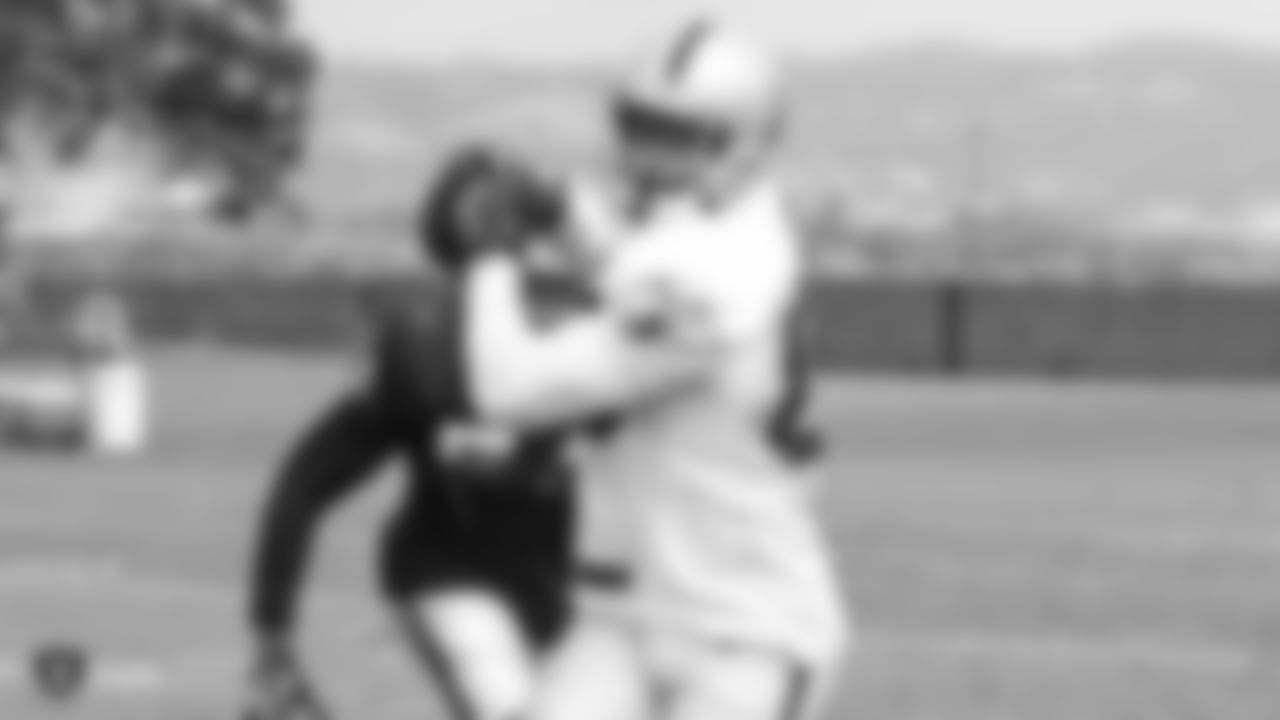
{"left": 459, "top": 19, "right": 847, "bottom": 720}
{"left": 242, "top": 146, "right": 592, "bottom": 720}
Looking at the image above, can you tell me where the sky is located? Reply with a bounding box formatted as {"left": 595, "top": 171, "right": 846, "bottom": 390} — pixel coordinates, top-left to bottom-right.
{"left": 295, "top": 0, "right": 1280, "bottom": 66}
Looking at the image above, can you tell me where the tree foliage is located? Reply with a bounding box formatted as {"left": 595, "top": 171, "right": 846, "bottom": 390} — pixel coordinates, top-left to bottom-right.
{"left": 0, "top": 0, "right": 317, "bottom": 228}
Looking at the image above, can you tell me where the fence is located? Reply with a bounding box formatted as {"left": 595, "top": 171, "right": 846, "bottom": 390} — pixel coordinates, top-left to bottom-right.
{"left": 19, "top": 273, "right": 1280, "bottom": 378}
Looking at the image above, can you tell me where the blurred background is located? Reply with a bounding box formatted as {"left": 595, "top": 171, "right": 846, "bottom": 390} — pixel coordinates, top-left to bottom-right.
{"left": 0, "top": 0, "right": 312, "bottom": 240}
{"left": 2, "top": 5, "right": 1280, "bottom": 720}
{"left": 11, "top": 0, "right": 1280, "bottom": 364}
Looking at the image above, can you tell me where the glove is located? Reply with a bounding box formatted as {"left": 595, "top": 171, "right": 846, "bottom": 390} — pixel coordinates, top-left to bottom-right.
{"left": 242, "top": 637, "right": 331, "bottom": 720}
{"left": 417, "top": 144, "right": 567, "bottom": 270}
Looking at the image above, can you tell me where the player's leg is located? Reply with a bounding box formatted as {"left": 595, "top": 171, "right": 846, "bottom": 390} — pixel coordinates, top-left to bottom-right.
{"left": 528, "top": 615, "right": 651, "bottom": 720}
{"left": 658, "top": 636, "right": 837, "bottom": 720}
{"left": 393, "top": 585, "right": 539, "bottom": 720}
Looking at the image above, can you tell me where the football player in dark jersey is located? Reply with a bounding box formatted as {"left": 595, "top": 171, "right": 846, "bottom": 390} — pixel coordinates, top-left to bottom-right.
{"left": 243, "top": 146, "right": 593, "bottom": 720}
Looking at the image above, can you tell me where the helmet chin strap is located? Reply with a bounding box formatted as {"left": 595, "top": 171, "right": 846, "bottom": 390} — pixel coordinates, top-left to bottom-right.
{"left": 696, "top": 153, "right": 758, "bottom": 209}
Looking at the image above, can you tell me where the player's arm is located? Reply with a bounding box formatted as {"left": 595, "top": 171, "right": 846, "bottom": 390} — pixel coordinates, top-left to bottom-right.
{"left": 462, "top": 253, "right": 731, "bottom": 427}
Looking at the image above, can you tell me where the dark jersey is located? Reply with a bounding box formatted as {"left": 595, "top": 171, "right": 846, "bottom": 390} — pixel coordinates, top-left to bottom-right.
{"left": 248, "top": 282, "right": 575, "bottom": 647}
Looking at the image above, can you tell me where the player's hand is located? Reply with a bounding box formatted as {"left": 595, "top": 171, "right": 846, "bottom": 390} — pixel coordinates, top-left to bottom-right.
{"left": 243, "top": 637, "right": 326, "bottom": 720}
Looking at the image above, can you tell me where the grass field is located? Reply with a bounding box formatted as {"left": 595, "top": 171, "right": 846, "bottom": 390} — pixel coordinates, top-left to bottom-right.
{"left": 1, "top": 350, "right": 1278, "bottom": 719}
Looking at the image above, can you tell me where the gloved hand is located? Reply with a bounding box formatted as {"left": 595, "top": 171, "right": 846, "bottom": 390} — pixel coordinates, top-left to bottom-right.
{"left": 417, "top": 144, "right": 567, "bottom": 271}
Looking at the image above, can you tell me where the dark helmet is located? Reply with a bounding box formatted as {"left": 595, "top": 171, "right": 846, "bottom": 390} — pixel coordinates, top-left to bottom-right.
{"left": 416, "top": 144, "right": 565, "bottom": 272}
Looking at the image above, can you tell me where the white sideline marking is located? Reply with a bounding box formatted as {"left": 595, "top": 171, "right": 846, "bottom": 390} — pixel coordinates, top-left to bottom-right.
{"left": 0, "top": 557, "right": 371, "bottom": 617}
{"left": 0, "top": 557, "right": 127, "bottom": 590}
{"left": 867, "top": 510, "right": 1280, "bottom": 558}
{"left": 0, "top": 657, "right": 167, "bottom": 695}
{"left": 0, "top": 559, "right": 1262, "bottom": 692}
{"left": 873, "top": 628, "right": 1261, "bottom": 674}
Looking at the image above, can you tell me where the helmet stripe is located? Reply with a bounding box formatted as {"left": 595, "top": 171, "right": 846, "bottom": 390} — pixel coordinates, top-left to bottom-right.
{"left": 665, "top": 19, "right": 713, "bottom": 81}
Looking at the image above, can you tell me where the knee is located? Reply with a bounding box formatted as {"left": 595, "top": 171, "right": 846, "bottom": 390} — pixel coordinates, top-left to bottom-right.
{"left": 407, "top": 592, "right": 537, "bottom": 720}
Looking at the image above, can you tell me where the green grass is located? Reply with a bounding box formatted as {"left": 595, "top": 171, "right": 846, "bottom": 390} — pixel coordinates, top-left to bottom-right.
{"left": 0, "top": 351, "right": 1278, "bottom": 719}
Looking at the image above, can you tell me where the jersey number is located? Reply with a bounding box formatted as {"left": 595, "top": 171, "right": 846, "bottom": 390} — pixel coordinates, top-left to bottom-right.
{"left": 436, "top": 422, "right": 518, "bottom": 469}
{"left": 766, "top": 309, "right": 823, "bottom": 465}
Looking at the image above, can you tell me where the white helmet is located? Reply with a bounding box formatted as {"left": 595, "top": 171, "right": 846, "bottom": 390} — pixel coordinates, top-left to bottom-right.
{"left": 615, "top": 19, "right": 783, "bottom": 143}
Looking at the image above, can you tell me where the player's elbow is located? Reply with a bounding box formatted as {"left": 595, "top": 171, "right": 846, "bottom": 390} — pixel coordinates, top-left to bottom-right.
{"left": 471, "top": 354, "right": 628, "bottom": 427}
{"left": 468, "top": 312, "right": 710, "bottom": 425}
{"left": 471, "top": 370, "right": 578, "bottom": 427}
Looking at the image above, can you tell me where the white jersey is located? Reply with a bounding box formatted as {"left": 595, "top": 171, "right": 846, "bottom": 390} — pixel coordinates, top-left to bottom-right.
{"left": 574, "top": 182, "right": 847, "bottom": 663}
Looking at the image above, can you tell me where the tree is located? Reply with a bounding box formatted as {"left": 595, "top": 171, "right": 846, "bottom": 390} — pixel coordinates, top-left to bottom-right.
{"left": 0, "top": 0, "right": 318, "bottom": 236}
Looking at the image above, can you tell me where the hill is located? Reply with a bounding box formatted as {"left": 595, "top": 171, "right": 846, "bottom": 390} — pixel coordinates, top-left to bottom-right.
{"left": 299, "top": 38, "right": 1280, "bottom": 237}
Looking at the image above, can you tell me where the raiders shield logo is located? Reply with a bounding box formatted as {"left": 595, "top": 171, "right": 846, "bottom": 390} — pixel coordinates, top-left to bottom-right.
{"left": 435, "top": 422, "right": 519, "bottom": 470}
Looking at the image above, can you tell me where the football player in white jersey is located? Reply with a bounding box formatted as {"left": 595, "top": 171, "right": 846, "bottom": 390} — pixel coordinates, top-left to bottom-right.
{"left": 459, "top": 19, "right": 847, "bottom": 720}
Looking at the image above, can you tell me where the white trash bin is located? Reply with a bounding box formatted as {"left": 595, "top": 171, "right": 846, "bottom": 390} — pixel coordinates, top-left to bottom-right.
{"left": 73, "top": 295, "right": 151, "bottom": 457}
